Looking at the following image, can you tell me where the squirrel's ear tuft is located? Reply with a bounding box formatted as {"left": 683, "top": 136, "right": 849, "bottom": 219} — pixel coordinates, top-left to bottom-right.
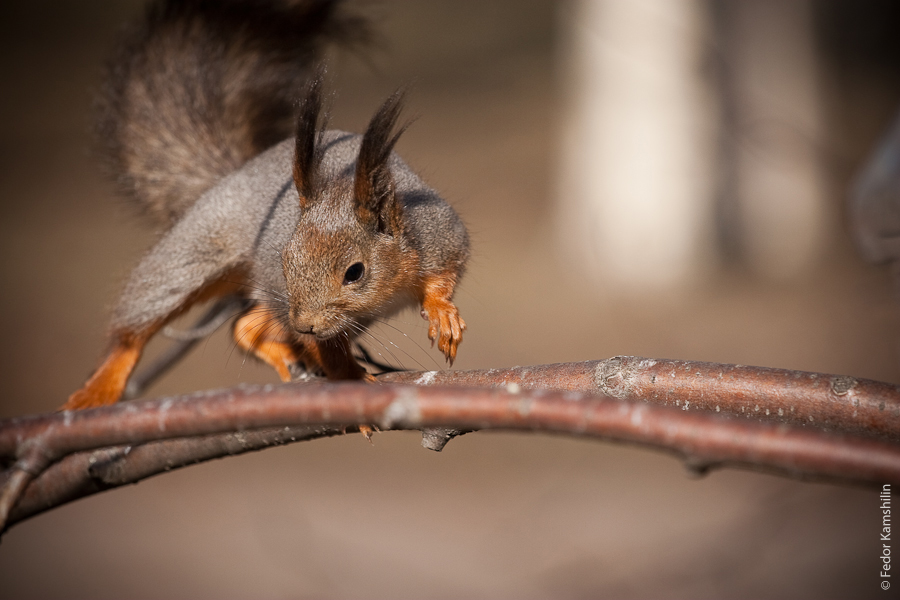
{"left": 354, "top": 89, "right": 409, "bottom": 233}
{"left": 293, "top": 68, "right": 328, "bottom": 208}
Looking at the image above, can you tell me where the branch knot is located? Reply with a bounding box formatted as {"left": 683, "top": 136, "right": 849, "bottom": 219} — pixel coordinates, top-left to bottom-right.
{"left": 380, "top": 390, "right": 422, "bottom": 430}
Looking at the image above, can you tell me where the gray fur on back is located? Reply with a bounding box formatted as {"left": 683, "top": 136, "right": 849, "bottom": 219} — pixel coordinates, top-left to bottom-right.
{"left": 112, "top": 131, "right": 469, "bottom": 331}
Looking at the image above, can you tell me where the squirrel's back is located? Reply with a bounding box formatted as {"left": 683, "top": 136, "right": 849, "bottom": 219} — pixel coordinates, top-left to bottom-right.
{"left": 95, "top": 0, "right": 365, "bottom": 225}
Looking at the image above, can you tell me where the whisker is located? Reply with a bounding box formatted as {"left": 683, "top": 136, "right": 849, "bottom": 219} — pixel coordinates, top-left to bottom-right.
{"left": 245, "top": 277, "right": 290, "bottom": 301}
{"left": 238, "top": 316, "right": 284, "bottom": 378}
{"left": 368, "top": 317, "right": 441, "bottom": 370}
{"left": 353, "top": 341, "right": 402, "bottom": 373}
{"left": 227, "top": 307, "right": 278, "bottom": 371}
{"left": 256, "top": 236, "right": 288, "bottom": 261}
{"left": 221, "top": 278, "right": 290, "bottom": 304}
{"left": 350, "top": 319, "right": 425, "bottom": 371}
{"left": 337, "top": 317, "right": 398, "bottom": 369}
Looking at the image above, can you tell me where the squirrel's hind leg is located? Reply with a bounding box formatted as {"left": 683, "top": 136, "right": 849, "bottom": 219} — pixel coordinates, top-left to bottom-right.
{"left": 63, "top": 274, "right": 248, "bottom": 411}
{"left": 62, "top": 329, "right": 156, "bottom": 410}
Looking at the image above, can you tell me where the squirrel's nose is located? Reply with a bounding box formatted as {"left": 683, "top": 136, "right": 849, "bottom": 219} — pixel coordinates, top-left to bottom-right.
{"left": 290, "top": 316, "right": 315, "bottom": 335}
{"left": 289, "top": 308, "right": 315, "bottom": 335}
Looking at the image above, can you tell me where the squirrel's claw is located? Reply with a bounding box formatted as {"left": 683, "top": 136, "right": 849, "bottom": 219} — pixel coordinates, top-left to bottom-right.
{"left": 359, "top": 424, "right": 377, "bottom": 443}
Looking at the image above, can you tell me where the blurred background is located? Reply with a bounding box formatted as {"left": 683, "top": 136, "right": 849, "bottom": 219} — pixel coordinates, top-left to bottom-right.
{"left": 1, "top": 0, "right": 899, "bottom": 597}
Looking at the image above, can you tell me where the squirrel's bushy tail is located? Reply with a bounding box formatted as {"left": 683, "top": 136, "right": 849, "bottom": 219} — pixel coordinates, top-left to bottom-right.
{"left": 96, "top": 0, "right": 365, "bottom": 225}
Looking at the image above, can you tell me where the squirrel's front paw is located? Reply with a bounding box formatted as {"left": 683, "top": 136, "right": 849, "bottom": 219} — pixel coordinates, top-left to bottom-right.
{"left": 421, "top": 300, "right": 466, "bottom": 365}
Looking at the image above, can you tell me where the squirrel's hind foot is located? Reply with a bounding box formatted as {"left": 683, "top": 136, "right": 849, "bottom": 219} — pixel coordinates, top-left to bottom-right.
{"left": 61, "top": 336, "right": 145, "bottom": 411}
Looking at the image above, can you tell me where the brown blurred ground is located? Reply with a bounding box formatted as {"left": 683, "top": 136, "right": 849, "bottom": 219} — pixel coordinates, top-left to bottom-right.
{"left": 0, "top": 1, "right": 898, "bottom": 598}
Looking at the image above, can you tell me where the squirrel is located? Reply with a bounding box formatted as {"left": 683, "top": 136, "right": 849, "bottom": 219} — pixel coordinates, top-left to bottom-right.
{"left": 63, "top": 0, "right": 469, "bottom": 410}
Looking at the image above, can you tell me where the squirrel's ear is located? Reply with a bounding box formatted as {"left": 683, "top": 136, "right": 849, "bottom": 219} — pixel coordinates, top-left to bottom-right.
{"left": 293, "top": 69, "right": 327, "bottom": 209}
{"left": 354, "top": 89, "right": 409, "bottom": 233}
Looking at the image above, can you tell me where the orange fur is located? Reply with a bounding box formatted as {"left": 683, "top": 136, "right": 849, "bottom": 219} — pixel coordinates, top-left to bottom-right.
{"left": 233, "top": 308, "right": 370, "bottom": 381}
{"left": 233, "top": 310, "right": 298, "bottom": 382}
{"left": 420, "top": 272, "right": 466, "bottom": 365}
{"left": 61, "top": 274, "right": 246, "bottom": 410}
{"left": 62, "top": 331, "right": 151, "bottom": 410}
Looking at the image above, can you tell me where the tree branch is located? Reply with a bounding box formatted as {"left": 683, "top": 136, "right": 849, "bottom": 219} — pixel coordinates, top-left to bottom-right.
{"left": 2, "top": 358, "right": 900, "bottom": 533}
{"left": 381, "top": 357, "right": 900, "bottom": 441}
{"left": 7, "top": 425, "right": 345, "bottom": 527}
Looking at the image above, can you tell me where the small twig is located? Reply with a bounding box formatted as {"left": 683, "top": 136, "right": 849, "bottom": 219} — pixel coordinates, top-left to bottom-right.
{"left": 420, "top": 427, "right": 471, "bottom": 451}
{"left": 354, "top": 343, "right": 402, "bottom": 374}
{"left": 124, "top": 296, "right": 249, "bottom": 400}
{"left": 160, "top": 297, "right": 246, "bottom": 342}
{"left": 0, "top": 447, "right": 52, "bottom": 528}
{"left": 0, "top": 470, "right": 32, "bottom": 528}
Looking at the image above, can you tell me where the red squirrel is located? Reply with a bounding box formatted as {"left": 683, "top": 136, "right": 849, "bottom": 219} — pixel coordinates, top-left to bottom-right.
{"left": 63, "top": 0, "right": 469, "bottom": 410}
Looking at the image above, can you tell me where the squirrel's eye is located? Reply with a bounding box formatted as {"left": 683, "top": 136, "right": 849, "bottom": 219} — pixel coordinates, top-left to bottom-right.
{"left": 343, "top": 262, "right": 365, "bottom": 285}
